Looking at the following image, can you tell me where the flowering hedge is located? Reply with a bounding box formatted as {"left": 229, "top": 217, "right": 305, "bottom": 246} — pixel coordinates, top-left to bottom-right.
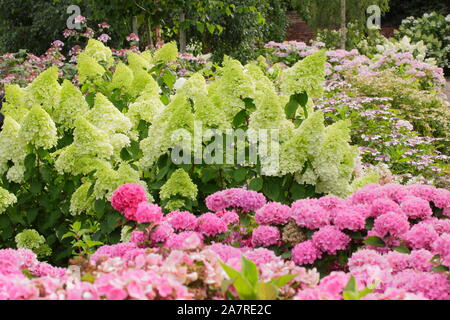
{"left": 1, "top": 183, "right": 449, "bottom": 300}
{"left": 0, "top": 39, "right": 370, "bottom": 264}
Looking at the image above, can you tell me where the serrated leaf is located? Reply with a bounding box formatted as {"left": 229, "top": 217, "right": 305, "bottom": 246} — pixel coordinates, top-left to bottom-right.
{"left": 364, "top": 236, "right": 386, "bottom": 247}
{"left": 393, "top": 245, "right": 411, "bottom": 254}
{"left": 248, "top": 177, "right": 263, "bottom": 191}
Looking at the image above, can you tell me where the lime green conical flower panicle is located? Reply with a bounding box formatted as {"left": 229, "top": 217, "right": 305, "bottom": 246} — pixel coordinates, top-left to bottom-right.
{"left": 127, "top": 89, "right": 164, "bottom": 128}
{"left": 77, "top": 52, "right": 106, "bottom": 84}
{"left": 279, "top": 111, "right": 325, "bottom": 175}
{"left": 25, "top": 66, "right": 61, "bottom": 113}
{"left": 160, "top": 169, "right": 198, "bottom": 211}
{"left": 86, "top": 93, "right": 132, "bottom": 135}
{"left": 72, "top": 117, "right": 114, "bottom": 158}
{"left": 0, "top": 187, "right": 17, "bottom": 214}
{"left": 110, "top": 62, "right": 134, "bottom": 91}
{"left": 20, "top": 105, "right": 58, "bottom": 150}
{"left": 177, "top": 73, "right": 208, "bottom": 105}
{"left": 0, "top": 116, "right": 28, "bottom": 182}
{"left": 84, "top": 38, "right": 114, "bottom": 66}
{"left": 280, "top": 50, "right": 326, "bottom": 98}
{"left": 127, "top": 51, "right": 151, "bottom": 72}
{"left": 246, "top": 64, "right": 294, "bottom": 142}
{"left": 70, "top": 181, "right": 95, "bottom": 215}
{"left": 130, "top": 68, "right": 158, "bottom": 97}
{"left": 141, "top": 50, "right": 153, "bottom": 64}
{"left": 54, "top": 80, "right": 90, "bottom": 130}
{"left": 152, "top": 42, "right": 178, "bottom": 65}
{"left": 208, "top": 57, "right": 255, "bottom": 122}
{"left": 177, "top": 73, "right": 228, "bottom": 130}
{"left": 1, "top": 84, "right": 29, "bottom": 122}
{"left": 313, "top": 120, "right": 357, "bottom": 197}
{"left": 140, "top": 93, "right": 194, "bottom": 169}
{"left": 54, "top": 117, "right": 114, "bottom": 175}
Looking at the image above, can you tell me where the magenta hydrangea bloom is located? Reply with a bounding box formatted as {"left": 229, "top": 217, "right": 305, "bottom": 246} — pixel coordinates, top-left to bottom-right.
{"left": 165, "top": 232, "right": 203, "bottom": 250}
{"left": 432, "top": 188, "right": 450, "bottom": 209}
{"left": 130, "top": 231, "right": 146, "bottom": 245}
{"left": 197, "top": 213, "right": 228, "bottom": 237}
{"left": 111, "top": 184, "right": 147, "bottom": 218}
{"left": 370, "top": 198, "right": 401, "bottom": 218}
{"left": 292, "top": 240, "right": 322, "bottom": 265}
{"left": 135, "top": 203, "right": 163, "bottom": 224}
{"left": 218, "top": 211, "right": 240, "bottom": 225}
{"left": 207, "top": 243, "right": 242, "bottom": 263}
{"left": 381, "top": 184, "right": 411, "bottom": 203}
{"left": 255, "top": 202, "right": 291, "bottom": 225}
{"left": 205, "top": 188, "right": 266, "bottom": 212}
{"left": 165, "top": 211, "right": 198, "bottom": 231}
{"left": 389, "top": 269, "right": 450, "bottom": 300}
{"left": 245, "top": 248, "right": 281, "bottom": 266}
{"left": 317, "top": 196, "right": 348, "bottom": 212}
{"left": 432, "top": 234, "right": 450, "bottom": 268}
{"left": 409, "top": 250, "right": 433, "bottom": 272}
{"left": 404, "top": 223, "right": 438, "bottom": 250}
{"left": 400, "top": 196, "right": 432, "bottom": 219}
{"left": 0, "top": 249, "right": 38, "bottom": 276}
{"left": 372, "top": 212, "right": 410, "bottom": 238}
{"left": 317, "top": 272, "right": 351, "bottom": 299}
{"left": 406, "top": 184, "right": 437, "bottom": 202}
{"left": 291, "top": 199, "right": 330, "bottom": 230}
{"left": 150, "top": 223, "right": 175, "bottom": 243}
{"left": 348, "top": 249, "right": 390, "bottom": 271}
{"left": 385, "top": 251, "right": 410, "bottom": 273}
{"left": 90, "top": 243, "right": 138, "bottom": 263}
{"left": 422, "top": 217, "right": 450, "bottom": 235}
{"left": 311, "top": 226, "right": 350, "bottom": 254}
{"left": 349, "top": 184, "right": 384, "bottom": 205}
{"left": 332, "top": 209, "right": 365, "bottom": 231}
{"left": 252, "top": 226, "right": 281, "bottom": 247}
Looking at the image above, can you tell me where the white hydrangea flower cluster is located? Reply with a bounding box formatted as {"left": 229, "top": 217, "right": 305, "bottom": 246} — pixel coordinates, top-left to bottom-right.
{"left": 0, "top": 186, "right": 17, "bottom": 214}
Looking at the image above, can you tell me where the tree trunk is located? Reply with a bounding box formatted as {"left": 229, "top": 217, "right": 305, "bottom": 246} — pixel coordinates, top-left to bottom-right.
{"left": 179, "top": 12, "right": 187, "bottom": 53}
{"left": 132, "top": 16, "right": 139, "bottom": 35}
{"left": 148, "top": 18, "right": 154, "bottom": 48}
{"left": 340, "top": 0, "right": 346, "bottom": 50}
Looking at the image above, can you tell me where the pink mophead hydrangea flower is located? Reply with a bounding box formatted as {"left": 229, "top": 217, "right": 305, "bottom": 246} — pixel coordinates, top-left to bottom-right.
{"left": 254, "top": 202, "right": 291, "bottom": 225}
{"left": 165, "top": 211, "right": 198, "bottom": 231}
{"left": 111, "top": 184, "right": 147, "bottom": 218}
{"left": 292, "top": 240, "right": 322, "bottom": 265}
{"left": 197, "top": 213, "right": 228, "bottom": 237}
{"left": 332, "top": 209, "right": 365, "bottom": 231}
{"left": 311, "top": 226, "right": 350, "bottom": 254}
{"left": 135, "top": 203, "right": 163, "bottom": 224}
{"left": 400, "top": 196, "right": 432, "bottom": 219}
{"left": 372, "top": 212, "right": 409, "bottom": 238}
{"left": 291, "top": 199, "right": 330, "bottom": 230}
{"left": 251, "top": 226, "right": 281, "bottom": 247}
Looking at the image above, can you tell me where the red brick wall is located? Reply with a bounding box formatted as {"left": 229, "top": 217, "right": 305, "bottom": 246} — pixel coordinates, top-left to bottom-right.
{"left": 285, "top": 12, "right": 398, "bottom": 43}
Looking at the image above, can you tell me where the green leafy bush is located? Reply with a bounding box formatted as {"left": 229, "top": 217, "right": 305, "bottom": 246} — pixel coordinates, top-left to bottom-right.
{"left": 396, "top": 12, "right": 450, "bottom": 68}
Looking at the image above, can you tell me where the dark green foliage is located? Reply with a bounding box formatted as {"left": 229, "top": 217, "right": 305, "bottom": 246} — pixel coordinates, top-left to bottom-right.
{"left": 0, "top": 0, "right": 75, "bottom": 54}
